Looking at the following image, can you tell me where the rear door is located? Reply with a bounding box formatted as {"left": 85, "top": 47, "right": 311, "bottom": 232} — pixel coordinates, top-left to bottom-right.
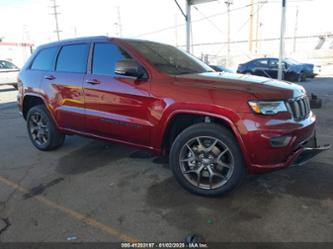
{"left": 83, "top": 42, "right": 152, "bottom": 146}
{"left": 21, "top": 46, "right": 58, "bottom": 92}
{"left": 42, "top": 43, "right": 90, "bottom": 132}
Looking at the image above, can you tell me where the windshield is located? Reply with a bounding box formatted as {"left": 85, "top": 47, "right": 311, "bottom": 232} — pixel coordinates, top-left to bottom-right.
{"left": 125, "top": 40, "right": 213, "bottom": 75}
{"left": 0, "top": 60, "right": 17, "bottom": 69}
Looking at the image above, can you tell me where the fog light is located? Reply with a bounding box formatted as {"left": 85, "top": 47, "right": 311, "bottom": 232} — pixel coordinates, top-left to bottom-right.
{"left": 270, "top": 135, "right": 292, "bottom": 148}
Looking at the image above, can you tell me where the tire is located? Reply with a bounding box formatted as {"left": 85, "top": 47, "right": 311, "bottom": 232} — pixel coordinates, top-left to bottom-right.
{"left": 26, "top": 105, "right": 65, "bottom": 151}
{"left": 169, "top": 123, "right": 246, "bottom": 196}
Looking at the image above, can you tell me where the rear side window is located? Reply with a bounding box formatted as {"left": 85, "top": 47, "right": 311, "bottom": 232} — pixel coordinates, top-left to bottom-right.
{"left": 92, "top": 43, "right": 131, "bottom": 76}
{"left": 56, "top": 44, "right": 89, "bottom": 73}
{"left": 31, "top": 47, "right": 58, "bottom": 71}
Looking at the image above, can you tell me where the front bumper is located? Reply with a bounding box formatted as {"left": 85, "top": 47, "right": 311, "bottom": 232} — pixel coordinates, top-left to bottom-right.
{"left": 238, "top": 112, "right": 330, "bottom": 173}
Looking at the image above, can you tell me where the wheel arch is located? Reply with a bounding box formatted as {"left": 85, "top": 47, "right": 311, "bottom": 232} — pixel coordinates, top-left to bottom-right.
{"left": 160, "top": 110, "right": 250, "bottom": 167}
{"left": 22, "top": 94, "right": 59, "bottom": 129}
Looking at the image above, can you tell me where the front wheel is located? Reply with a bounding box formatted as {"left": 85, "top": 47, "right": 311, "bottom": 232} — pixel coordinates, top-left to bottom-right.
{"left": 169, "top": 123, "right": 245, "bottom": 196}
{"left": 27, "top": 105, "right": 65, "bottom": 151}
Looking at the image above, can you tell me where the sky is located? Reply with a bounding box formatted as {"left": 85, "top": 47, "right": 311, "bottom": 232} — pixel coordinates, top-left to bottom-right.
{"left": 1, "top": 0, "right": 332, "bottom": 64}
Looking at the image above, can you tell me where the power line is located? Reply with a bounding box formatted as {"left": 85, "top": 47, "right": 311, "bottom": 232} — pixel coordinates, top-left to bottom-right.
{"left": 192, "top": 5, "right": 225, "bottom": 36}
{"left": 212, "top": 1, "right": 266, "bottom": 59}
{"left": 134, "top": 3, "right": 257, "bottom": 38}
{"left": 177, "top": 34, "right": 329, "bottom": 47}
{"left": 133, "top": 0, "right": 312, "bottom": 39}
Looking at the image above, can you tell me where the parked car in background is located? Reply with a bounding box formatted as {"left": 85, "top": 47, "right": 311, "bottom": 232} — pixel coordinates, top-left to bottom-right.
{"left": 237, "top": 57, "right": 320, "bottom": 82}
{"left": 0, "top": 59, "right": 19, "bottom": 89}
{"left": 209, "top": 65, "right": 234, "bottom": 73}
{"left": 17, "top": 36, "right": 329, "bottom": 196}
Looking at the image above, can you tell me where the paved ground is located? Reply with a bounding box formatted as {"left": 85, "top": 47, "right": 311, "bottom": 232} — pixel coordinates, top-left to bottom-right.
{"left": 0, "top": 78, "right": 332, "bottom": 243}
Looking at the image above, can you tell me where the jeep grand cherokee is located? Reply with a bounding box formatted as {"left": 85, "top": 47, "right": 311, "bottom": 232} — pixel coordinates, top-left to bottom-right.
{"left": 17, "top": 36, "right": 330, "bottom": 196}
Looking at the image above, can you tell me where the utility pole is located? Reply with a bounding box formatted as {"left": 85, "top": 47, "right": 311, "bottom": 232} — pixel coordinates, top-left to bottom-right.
{"left": 293, "top": 5, "right": 299, "bottom": 53}
{"left": 225, "top": 0, "right": 233, "bottom": 67}
{"left": 255, "top": 1, "right": 261, "bottom": 54}
{"left": 116, "top": 6, "right": 122, "bottom": 37}
{"left": 249, "top": 0, "right": 254, "bottom": 53}
{"left": 50, "top": 0, "right": 61, "bottom": 41}
{"left": 175, "top": 14, "right": 179, "bottom": 47}
{"left": 186, "top": 0, "right": 192, "bottom": 53}
{"left": 278, "top": 0, "right": 287, "bottom": 80}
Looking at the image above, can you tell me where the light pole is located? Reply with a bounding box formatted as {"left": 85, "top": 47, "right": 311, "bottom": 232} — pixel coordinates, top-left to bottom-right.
{"left": 278, "top": 0, "right": 287, "bottom": 80}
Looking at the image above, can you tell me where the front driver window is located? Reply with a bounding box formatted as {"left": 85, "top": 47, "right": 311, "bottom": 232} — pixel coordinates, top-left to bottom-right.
{"left": 92, "top": 43, "right": 132, "bottom": 76}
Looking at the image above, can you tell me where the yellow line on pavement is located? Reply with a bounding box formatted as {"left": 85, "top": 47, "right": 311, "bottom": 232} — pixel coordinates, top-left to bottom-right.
{"left": 0, "top": 175, "right": 138, "bottom": 243}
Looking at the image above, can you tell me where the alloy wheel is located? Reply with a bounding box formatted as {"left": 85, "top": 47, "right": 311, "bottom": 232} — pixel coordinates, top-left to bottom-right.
{"left": 28, "top": 112, "right": 49, "bottom": 146}
{"left": 179, "top": 136, "right": 234, "bottom": 190}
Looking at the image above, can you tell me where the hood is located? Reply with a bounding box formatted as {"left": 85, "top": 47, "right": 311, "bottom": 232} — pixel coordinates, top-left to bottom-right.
{"left": 174, "top": 72, "right": 306, "bottom": 100}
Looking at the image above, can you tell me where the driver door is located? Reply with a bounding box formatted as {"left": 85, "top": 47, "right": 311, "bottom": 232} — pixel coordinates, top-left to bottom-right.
{"left": 83, "top": 42, "right": 152, "bottom": 146}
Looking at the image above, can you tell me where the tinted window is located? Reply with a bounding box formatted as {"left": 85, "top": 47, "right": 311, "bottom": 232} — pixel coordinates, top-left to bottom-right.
{"left": 255, "top": 59, "right": 269, "bottom": 66}
{"left": 56, "top": 44, "right": 89, "bottom": 73}
{"left": 126, "top": 40, "right": 213, "bottom": 75}
{"left": 270, "top": 59, "right": 278, "bottom": 67}
{"left": 31, "top": 47, "right": 58, "bottom": 71}
{"left": 0, "top": 60, "right": 17, "bottom": 69}
{"left": 92, "top": 43, "right": 131, "bottom": 76}
{"left": 270, "top": 59, "right": 287, "bottom": 68}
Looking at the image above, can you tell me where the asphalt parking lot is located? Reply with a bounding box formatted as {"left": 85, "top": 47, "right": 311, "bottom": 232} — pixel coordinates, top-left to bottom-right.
{"left": 0, "top": 77, "right": 332, "bottom": 243}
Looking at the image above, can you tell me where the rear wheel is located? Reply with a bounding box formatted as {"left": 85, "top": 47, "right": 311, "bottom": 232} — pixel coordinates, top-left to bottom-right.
{"left": 169, "top": 123, "right": 245, "bottom": 196}
{"left": 27, "top": 105, "right": 65, "bottom": 151}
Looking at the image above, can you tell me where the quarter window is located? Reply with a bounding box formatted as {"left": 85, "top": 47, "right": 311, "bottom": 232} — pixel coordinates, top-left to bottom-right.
{"left": 31, "top": 47, "right": 58, "bottom": 71}
{"left": 92, "top": 43, "right": 131, "bottom": 76}
{"left": 56, "top": 44, "right": 89, "bottom": 73}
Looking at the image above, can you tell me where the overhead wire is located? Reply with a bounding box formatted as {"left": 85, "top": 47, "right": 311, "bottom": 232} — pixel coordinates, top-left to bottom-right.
{"left": 134, "top": 2, "right": 258, "bottom": 38}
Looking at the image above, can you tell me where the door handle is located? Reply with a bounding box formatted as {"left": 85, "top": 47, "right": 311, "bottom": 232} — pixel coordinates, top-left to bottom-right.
{"left": 86, "top": 79, "right": 101, "bottom": 85}
{"left": 44, "top": 75, "right": 56, "bottom": 80}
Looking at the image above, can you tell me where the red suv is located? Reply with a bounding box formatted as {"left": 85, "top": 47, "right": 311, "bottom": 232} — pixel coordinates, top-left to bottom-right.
{"left": 17, "top": 36, "right": 329, "bottom": 196}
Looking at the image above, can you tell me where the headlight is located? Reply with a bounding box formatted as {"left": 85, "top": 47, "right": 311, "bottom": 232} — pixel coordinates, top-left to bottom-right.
{"left": 248, "top": 100, "right": 288, "bottom": 115}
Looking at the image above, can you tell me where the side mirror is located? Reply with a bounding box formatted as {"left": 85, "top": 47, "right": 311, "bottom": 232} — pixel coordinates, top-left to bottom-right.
{"left": 115, "top": 59, "right": 146, "bottom": 79}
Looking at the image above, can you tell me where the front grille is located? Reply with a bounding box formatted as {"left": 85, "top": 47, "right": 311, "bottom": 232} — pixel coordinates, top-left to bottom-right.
{"left": 287, "top": 96, "right": 311, "bottom": 120}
